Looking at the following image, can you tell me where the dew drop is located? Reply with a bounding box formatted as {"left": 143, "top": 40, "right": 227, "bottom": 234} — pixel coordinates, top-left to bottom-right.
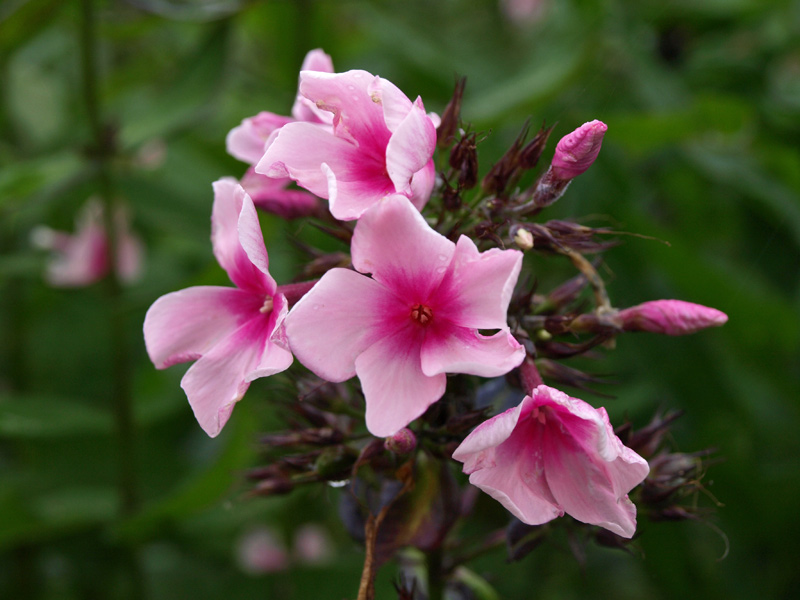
{"left": 436, "top": 266, "right": 446, "bottom": 273}
{"left": 313, "top": 304, "right": 320, "bottom": 311}
{"left": 438, "top": 254, "right": 448, "bottom": 261}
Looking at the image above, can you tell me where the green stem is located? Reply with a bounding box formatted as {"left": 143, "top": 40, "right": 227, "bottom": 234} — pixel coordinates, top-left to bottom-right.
{"left": 79, "top": 1, "right": 143, "bottom": 596}
{"left": 427, "top": 547, "right": 444, "bottom": 600}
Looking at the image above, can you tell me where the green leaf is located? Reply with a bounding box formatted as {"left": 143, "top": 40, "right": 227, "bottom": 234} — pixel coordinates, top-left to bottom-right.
{"left": 0, "top": 394, "right": 113, "bottom": 438}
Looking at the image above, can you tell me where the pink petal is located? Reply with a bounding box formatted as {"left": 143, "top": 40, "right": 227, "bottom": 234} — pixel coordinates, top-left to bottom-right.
{"left": 180, "top": 315, "right": 276, "bottom": 437}
{"left": 435, "top": 236, "right": 522, "bottom": 330}
{"left": 351, "top": 195, "right": 454, "bottom": 299}
{"left": 256, "top": 122, "right": 358, "bottom": 199}
{"left": 227, "top": 112, "right": 293, "bottom": 165}
{"left": 385, "top": 103, "right": 437, "bottom": 195}
{"left": 240, "top": 167, "right": 319, "bottom": 219}
{"left": 284, "top": 268, "right": 399, "bottom": 382}
{"left": 541, "top": 418, "right": 639, "bottom": 538}
{"left": 211, "top": 179, "right": 272, "bottom": 294}
{"left": 292, "top": 49, "right": 336, "bottom": 123}
{"left": 144, "top": 286, "right": 261, "bottom": 369}
{"left": 617, "top": 299, "right": 728, "bottom": 335}
{"left": 421, "top": 326, "right": 524, "bottom": 378}
{"left": 367, "top": 77, "right": 414, "bottom": 133}
{"left": 408, "top": 159, "right": 436, "bottom": 211}
{"left": 452, "top": 400, "right": 525, "bottom": 470}
{"left": 246, "top": 294, "right": 293, "bottom": 380}
{"left": 237, "top": 191, "right": 276, "bottom": 295}
{"left": 298, "top": 70, "right": 390, "bottom": 147}
{"left": 355, "top": 326, "right": 446, "bottom": 437}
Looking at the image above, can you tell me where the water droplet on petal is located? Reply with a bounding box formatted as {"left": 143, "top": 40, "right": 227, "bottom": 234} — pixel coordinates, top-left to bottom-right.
{"left": 438, "top": 254, "right": 448, "bottom": 261}
{"left": 313, "top": 304, "right": 320, "bottom": 311}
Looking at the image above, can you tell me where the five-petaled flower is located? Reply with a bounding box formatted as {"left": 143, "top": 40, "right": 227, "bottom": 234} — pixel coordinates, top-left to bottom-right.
{"left": 256, "top": 70, "right": 437, "bottom": 221}
{"left": 143, "top": 179, "right": 292, "bottom": 437}
{"left": 284, "top": 195, "right": 525, "bottom": 437}
{"left": 452, "top": 384, "right": 650, "bottom": 538}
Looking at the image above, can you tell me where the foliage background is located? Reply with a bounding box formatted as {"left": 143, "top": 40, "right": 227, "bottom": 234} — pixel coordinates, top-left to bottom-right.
{"left": 1, "top": 0, "right": 799, "bottom": 598}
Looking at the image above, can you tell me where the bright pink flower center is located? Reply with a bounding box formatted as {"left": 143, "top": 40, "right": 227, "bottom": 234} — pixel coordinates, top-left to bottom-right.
{"left": 531, "top": 405, "right": 549, "bottom": 425}
{"left": 410, "top": 303, "right": 433, "bottom": 326}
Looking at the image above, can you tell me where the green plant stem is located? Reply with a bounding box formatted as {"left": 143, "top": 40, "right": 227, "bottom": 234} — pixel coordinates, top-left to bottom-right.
{"left": 427, "top": 547, "right": 445, "bottom": 600}
{"left": 79, "top": 0, "right": 143, "bottom": 596}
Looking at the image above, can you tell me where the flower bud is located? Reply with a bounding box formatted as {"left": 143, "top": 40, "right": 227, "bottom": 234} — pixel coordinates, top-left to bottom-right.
{"left": 437, "top": 76, "right": 466, "bottom": 149}
{"left": 517, "top": 122, "right": 554, "bottom": 171}
{"left": 513, "top": 227, "right": 534, "bottom": 250}
{"left": 449, "top": 132, "right": 479, "bottom": 190}
{"left": 384, "top": 428, "right": 417, "bottom": 455}
{"left": 617, "top": 300, "right": 728, "bottom": 336}
{"left": 550, "top": 120, "right": 607, "bottom": 180}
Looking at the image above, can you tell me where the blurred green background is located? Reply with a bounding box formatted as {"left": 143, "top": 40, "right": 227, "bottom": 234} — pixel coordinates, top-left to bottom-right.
{"left": 1, "top": 0, "right": 799, "bottom": 598}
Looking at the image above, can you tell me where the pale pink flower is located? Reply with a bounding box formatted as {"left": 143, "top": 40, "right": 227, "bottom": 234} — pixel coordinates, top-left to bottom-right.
{"left": 452, "top": 385, "right": 650, "bottom": 538}
{"left": 284, "top": 195, "right": 524, "bottom": 437}
{"left": 550, "top": 119, "right": 607, "bottom": 180}
{"left": 235, "top": 527, "right": 289, "bottom": 575}
{"left": 226, "top": 49, "right": 333, "bottom": 218}
{"left": 256, "top": 70, "right": 437, "bottom": 221}
{"left": 143, "top": 179, "right": 292, "bottom": 437}
{"left": 293, "top": 524, "right": 333, "bottom": 565}
{"left": 32, "top": 200, "right": 143, "bottom": 287}
{"left": 617, "top": 299, "right": 728, "bottom": 335}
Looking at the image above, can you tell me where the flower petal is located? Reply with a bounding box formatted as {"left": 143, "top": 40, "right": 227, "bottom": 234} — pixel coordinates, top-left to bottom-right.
{"left": 144, "top": 286, "right": 261, "bottom": 369}
{"left": 227, "top": 112, "right": 293, "bottom": 165}
{"left": 246, "top": 294, "right": 293, "bottom": 380}
{"left": 452, "top": 400, "right": 525, "bottom": 471}
{"left": 240, "top": 168, "right": 320, "bottom": 220}
{"left": 408, "top": 159, "right": 435, "bottom": 211}
{"left": 256, "top": 122, "right": 358, "bottom": 199}
{"left": 420, "top": 326, "right": 524, "bottom": 378}
{"left": 292, "top": 49, "right": 335, "bottom": 123}
{"left": 355, "top": 327, "right": 446, "bottom": 437}
{"left": 435, "top": 236, "right": 522, "bottom": 329}
{"left": 385, "top": 103, "right": 437, "bottom": 195}
{"left": 298, "top": 70, "right": 390, "bottom": 147}
{"left": 211, "top": 179, "right": 272, "bottom": 294}
{"left": 541, "top": 416, "right": 639, "bottom": 538}
{"left": 284, "top": 268, "right": 400, "bottom": 382}
{"left": 180, "top": 315, "right": 276, "bottom": 437}
{"left": 351, "top": 195, "right": 454, "bottom": 299}
{"left": 237, "top": 191, "right": 276, "bottom": 295}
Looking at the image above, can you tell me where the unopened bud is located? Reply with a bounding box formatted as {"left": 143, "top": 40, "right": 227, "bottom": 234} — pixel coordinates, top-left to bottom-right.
{"left": 384, "top": 428, "right": 417, "bottom": 455}
{"left": 482, "top": 123, "right": 528, "bottom": 195}
{"left": 617, "top": 300, "right": 728, "bottom": 336}
{"left": 449, "top": 132, "right": 479, "bottom": 190}
{"left": 437, "top": 77, "right": 467, "bottom": 149}
{"left": 550, "top": 120, "right": 607, "bottom": 180}
{"left": 513, "top": 227, "right": 534, "bottom": 250}
{"left": 518, "top": 122, "right": 555, "bottom": 170}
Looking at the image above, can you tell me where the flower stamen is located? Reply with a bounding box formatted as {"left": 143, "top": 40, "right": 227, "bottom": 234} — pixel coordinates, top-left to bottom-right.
{"left": 410, "top": 303, "right": 433, "bottom": 326}
{"left": 260, "top": 296, "right": 274, "bottom": 314}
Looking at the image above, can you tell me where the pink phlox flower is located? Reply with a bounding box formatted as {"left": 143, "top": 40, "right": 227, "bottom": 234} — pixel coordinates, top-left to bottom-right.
{"left": 617, "top": 299, "right": 728, "bottom": 335}
{"left": 32, "top": 199, "right": 143, "bottom": 287}
{"left": 550, "top": 120, "right": 607, "bottom": 180}
{"left": 143, "top": 179, "right": 292, "bottom": 437}
{"left": 452, "top": 384, "right": 650, "bottom": 538}
{"left": 256, "top": 70, "right": 437, "bottom": 221}
{"left": 284, "top": 195, "right": 525, "bottom": 437}
{"left": 226, "top": 49, "right": 334, "bottom": 218}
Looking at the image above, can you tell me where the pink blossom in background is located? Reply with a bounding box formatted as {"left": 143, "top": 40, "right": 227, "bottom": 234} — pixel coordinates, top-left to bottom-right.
{"left": 31, "top": 200, "right": 143, "bottom": 287}
{"left": 143, "top": 179, "right": 292, "bottom": 437}
{"left": 235, "top": 527, "right": 289, "bottom": 575}
{"left": 226, "top": 49, "right": 333, "bottom": 218}
{"left": 500, "top": 0, "right": 547, "bottom": 24}
{"left": 452, "top": 385, "right": 650, "bottom": 538}
{"left": 257, "top": 70, "right": 437, "bottom": 221}
{"left": 293, "top": 524, "right": 333, "bottom": 565}
{"left": 617, "top": 299, "right": 728, "bottom": 335}
{"left": 285, "top": 195, "right": 524, "bottom": 437}
{"left": 550, "top": 119, "right": 607, "bottom": 180}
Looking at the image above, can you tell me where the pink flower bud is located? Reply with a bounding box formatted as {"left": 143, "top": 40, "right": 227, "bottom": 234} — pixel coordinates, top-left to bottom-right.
{"left": 550, "top": 120, "right": 607, "bottom": 180}
{"left": 384, "top": 427, "right": 417, "bottom": 454}
{"left": 617, "top": 300, "right": 728, "bottom": 336}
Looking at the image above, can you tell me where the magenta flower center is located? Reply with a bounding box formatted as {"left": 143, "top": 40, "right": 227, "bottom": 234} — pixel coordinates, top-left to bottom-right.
{"left": 410, "top": 303, "right": 433, "bottom": 326}
{"left": 531, "top": 406, "right": 549, "bottom": 425}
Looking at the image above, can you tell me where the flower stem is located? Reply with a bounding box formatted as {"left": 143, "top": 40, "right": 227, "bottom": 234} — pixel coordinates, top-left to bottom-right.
{"left": 79, "top": 0, "right": 143, "bottom": 596}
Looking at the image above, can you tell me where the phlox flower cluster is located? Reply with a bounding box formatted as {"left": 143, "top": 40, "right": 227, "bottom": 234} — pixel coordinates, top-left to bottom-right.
{"left": 143, "top": 48, "right": 728, "bottom": 553}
